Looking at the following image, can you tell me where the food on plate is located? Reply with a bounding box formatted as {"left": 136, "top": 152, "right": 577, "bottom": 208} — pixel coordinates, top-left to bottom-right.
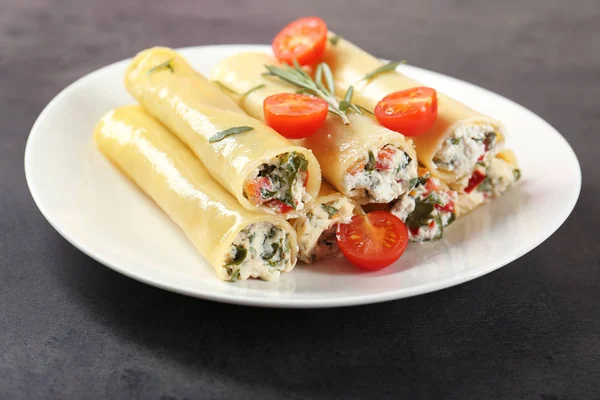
{"left": 263, "top": 93, "right": 329, "bottom": 139}
{"left": 211, "top": 52, "right": 418, "bottom": 205}
{"left": 125, "top": 47, "right": 322, "bottom": 218}
{"left": 323, "top": 36, "right": 515, "bottom": 178}
{"left": 389, "top": 167, "right": 458, "bottom": 242}
{"left": 374, "top": 86, "right": 438, "bottom": 137}
{"left": 336, "top": 211, "right": 409, "bottom": 270}
{"left": 292, "top": 183, "right": 363, "bottom": 263}
{"left": 455, "top": 149, "right": 522, "bottom": 214}
{"left": 322, "top": 33, "right": 520, "bottom": 215}
{"left": 94, "top": 106, "right": 298, "bottom": 281}
{"left": 272, "top": 16, "right": 328, "bottom": 66}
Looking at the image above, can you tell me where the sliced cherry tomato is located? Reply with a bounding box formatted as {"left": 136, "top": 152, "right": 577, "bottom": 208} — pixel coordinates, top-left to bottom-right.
{"left": 264, "top": 93, "right": 328, "bottom": 139}
{"left": 424, "top": 178, "right": 439, "bottom": 193}
{"left": 464, "top": 170, "right": 486, "bottom": 193}
{"left": 375, "top": 147, "right": 396, "bottom": 170}
{"left": 435, "top": 200, "right": 455, "bottom": 213}
{"left": 336, "top": 211, "right": 409, "bottom": 271}
{"left": 272, "top": 17, "right": 328, "bottom": 66}
{"left": 374, "top": 87, "right": 438, "bottom": 137}
{"left": 268, "top": 200, "right": 294, "bottom": 214}
{"left": 244, "top": 177, "right": 271, "bottom": 204}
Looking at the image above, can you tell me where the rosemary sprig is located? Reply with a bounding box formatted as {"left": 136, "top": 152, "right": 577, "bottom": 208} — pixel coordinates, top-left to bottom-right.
{"left": 359, "top": 60, "right": 407, "bottom": 82}
{"left": 213, "top": 80, "right": 239, "bottom": 95}
{"left": 209, "top": 126, "right": 254, "bottom": 143}
{"left": 329, "top": 34, "right": 342, "bottom": 46}
{"left": 147, "top": 58, "right": 174, "bottom": 75}
{"left": 355, "top": 104, "right": 374, "bottom": 115}
{"left": 241, "top": 83, "right": 265, "bottom": 99}
{"left": 263, "top": 60, "right": 352, "bottom": 125}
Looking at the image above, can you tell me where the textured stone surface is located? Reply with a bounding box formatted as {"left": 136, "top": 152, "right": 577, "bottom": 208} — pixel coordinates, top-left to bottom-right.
{"left": 1, "top": 0, "right": 599, "bottom": 398}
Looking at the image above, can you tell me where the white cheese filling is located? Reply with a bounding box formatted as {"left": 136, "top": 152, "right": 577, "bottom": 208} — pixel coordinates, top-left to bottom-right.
{"left": 391, "top": 177, "right": 457, "bottom": 243}
{"left": 434, "top": 124, "right": 498, "bottom": 179}
{"left": 246, "top": 152, "right": 311, "bottom": 215}
{"left": 295, "top": 197, "right": 356, "bottom": 263}
{"left": 225, "top": 222, "right": 293, "bottom": 281}
{"left": 486, "top": 156, "right": 520, "bottom": 198}
{"left": 342, "top": 145, "right": 417, "bottom": 204}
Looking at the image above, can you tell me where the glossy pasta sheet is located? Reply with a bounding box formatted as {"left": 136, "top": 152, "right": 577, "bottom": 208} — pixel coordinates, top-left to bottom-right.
{"left": 322, "top": 34, "right": 506, "bottom": 184}
{"left": 94, "top": 105, "right": 298, "bottom": 281}
{"left": 211, "top": 51, "right": 417, "bottom": 204}
{"left": 125, "top": 47, "right": 321, "bottom": 218}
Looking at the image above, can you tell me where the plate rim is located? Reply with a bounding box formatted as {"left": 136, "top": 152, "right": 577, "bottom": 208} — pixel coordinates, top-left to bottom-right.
{"left": 24, "top": 44, "right": 582, "bottom": 308}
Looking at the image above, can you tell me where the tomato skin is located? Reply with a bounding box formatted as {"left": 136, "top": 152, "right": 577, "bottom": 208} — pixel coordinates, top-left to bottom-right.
{"left": 436, "top": 200, "right": 455, "bottom": 213}
{"left": 268, "top": 200, "right": 294, "bottom": 214}
{"left": 336, "top": 211, "right": 409, "bottom": 271}
{"left": 272, "top": 17, "right": 328, "bottom": 66}
{"left": 464, "top": 170, "right": 486, "bottom": 193}
{"left": 375, "top": 147, "right": 396, "bottom": 170}
{"left": 264, "top": 93, "right": 328, "bottom": 139}
{"left": 374, "top": 87, "right": 438, "bottom": 137}
{"left": 244, "top": 177, "right": 271, "bottom": 204}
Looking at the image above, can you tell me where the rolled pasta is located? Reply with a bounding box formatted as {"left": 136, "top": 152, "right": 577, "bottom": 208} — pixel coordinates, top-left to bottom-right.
{"left": 125, "top": 47, "right": 321, "bottom": 218}
{"left": 363, "top": 167, "right": 458, "bottom": 242}
{"left": 322, "top": 35, "right": 508, "bottom": 188}
{"left": 211, "top": 51, "right": 418, "bottom": 205}
{"left": 94, "top": 105, "right": 298, "bottom": 281}
{"left": 292, "top": 182, "right": 363, "bottom": 263}
{"left": 455, "top": 149, "right": 522, "bottom": 216}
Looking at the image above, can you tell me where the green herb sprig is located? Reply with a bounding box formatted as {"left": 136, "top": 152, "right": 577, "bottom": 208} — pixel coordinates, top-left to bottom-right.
{"left": 241, "top": 83, "right": 265, "bottom": 99}
{"left": 147, "top": 58, "right": 174, "bottom": 75}
{"left": 359, "top": 60, "right": 407, "bottom": 82}
{"left": 263, "top": 60, "right": 360, "bottom": 125}
{"left": 329, "top": 34, "right": 342, "bottom": 46}
{"left": 209, "top": 126, "right": 254, "bottom": 143}
{"left": 321, "top": 204, "right": 339, "bottom": 218}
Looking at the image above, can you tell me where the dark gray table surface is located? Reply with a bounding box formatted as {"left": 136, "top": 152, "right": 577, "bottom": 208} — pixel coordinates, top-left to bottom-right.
{"left": 2, "top": 0, "right": 599, "bottom": 399}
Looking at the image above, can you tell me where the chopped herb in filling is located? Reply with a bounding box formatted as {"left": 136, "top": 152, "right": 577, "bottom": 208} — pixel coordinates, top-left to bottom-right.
{"left": 294, "top": 197, "right": 356, "bottom": 263}
{"left": 343, "top": 144, "right": 417, "bottom": 203}
{"left": 225, "top": 222, "right": 292, "bottom": 281}
{"left": 433, "top": 124, "right": 498, "bottom": 178}
{"left": 243, "top": 152, "right": 310, "bottom": 213}
{"left": 390, "top": 173, "right": 457, "bottom": 243}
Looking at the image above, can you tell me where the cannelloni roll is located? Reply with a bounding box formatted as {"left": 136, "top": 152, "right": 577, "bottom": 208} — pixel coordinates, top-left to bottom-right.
{"left": 211, "top": 52, "right": 418, "bottom": 205}
{"left": 94, "top": 106, "right": 298, "bottom": 281}
{"left": 125, "top": 47, "right": 321, "bottom": 218}
{"left": 322, "top": 35, "right": 509, "bottom": 189}
{"left": 292, "top": 183, "right": 363, "bottom": 263}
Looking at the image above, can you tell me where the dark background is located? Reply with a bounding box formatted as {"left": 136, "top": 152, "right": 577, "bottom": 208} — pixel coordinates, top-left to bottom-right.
{"left": 2, "top": 0, "right": 599, "bottom": 398}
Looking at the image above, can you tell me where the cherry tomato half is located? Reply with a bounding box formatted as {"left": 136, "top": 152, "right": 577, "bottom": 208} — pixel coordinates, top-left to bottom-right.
{"left": 336, "top": 211, "right": 409, "bottom": 271}
{"left": 374, "top": 86, "right": 438, "bottom": 137}
{"left": 272, "top": 17, "right": 328, "bottom": 66}
{"left": 464, "top": 170, "right": 486, "bottom": 193}
{"left": 264, "top": 93, "right": 328, "bottom": 139}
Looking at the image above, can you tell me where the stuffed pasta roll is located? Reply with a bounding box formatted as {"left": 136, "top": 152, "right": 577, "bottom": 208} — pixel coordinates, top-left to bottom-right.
{"left": 211, "top": 51, "right": 418, "bottom": 205}
{"left": 292, "top": 183, "right": 363, "bottom": 263}
{"left": 125, "top": 47, "right": 321, "bottom": 218}
{"left": 94, "top": 105, "right": 298, "bottom": 281}
{"left": 322, "top": 35, "right": 513, "bottom": 192}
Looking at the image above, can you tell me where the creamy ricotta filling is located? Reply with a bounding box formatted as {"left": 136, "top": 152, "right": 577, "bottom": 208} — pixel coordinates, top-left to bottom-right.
{"left": 244, "top": 152, "right": 311, "bottom": 214}
{"left": 433, "top": 124, "right": 499, "bottom": 179}
{"left": 342, "top": 144, "right": 417, "bottom": 204}
{"left": 225, "top": 222, "right": 292, "bottom": 281}
{"left": 295, "top": 197, "right": 356, "bottom": 263}
{"left": 391, "top": 176, "right": 457, "bottom": 243}
{"left": 486, "top": 157, "right": 521, "bottom": 198}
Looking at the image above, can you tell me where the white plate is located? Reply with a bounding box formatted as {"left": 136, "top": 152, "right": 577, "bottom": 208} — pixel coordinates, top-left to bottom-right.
{"left": 25, "top": 45, "right": 581, "bottom": 308}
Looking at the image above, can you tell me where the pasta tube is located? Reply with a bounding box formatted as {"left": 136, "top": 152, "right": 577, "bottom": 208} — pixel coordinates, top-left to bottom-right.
{"left": 125, "top": 47, "right": 321, "bottom": 218}
{"left": 94, "top": 105, "right": 298, "bottom": 281}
